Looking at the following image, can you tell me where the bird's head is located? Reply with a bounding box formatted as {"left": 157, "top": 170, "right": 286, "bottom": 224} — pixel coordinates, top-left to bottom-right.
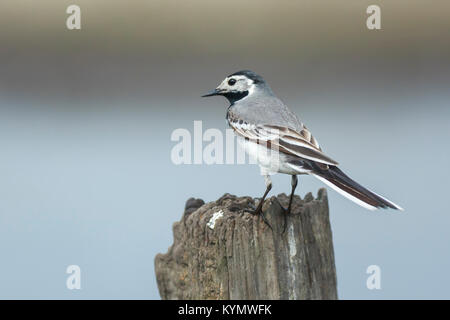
{"left": 202, "top": 70, "right": 269, "bottom": 104}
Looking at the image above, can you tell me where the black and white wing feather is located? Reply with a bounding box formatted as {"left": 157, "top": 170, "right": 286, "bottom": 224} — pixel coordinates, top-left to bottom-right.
{"left": 228, "top": 118, "right": 339, "bottom": 166}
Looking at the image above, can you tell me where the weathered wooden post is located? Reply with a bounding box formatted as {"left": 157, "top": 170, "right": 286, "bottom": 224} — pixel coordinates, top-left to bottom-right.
{"left": 155, "top": 189, "right": 337, "bottom": 299}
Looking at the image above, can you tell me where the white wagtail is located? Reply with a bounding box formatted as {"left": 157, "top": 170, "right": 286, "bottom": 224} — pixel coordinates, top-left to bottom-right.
{"left": 202, "top": 70, "right": 403, "bottom": 226}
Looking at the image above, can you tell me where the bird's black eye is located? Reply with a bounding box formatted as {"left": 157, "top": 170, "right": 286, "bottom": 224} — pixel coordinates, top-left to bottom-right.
{"left": 228, "top": 78, "right": 236, "bottom": 86}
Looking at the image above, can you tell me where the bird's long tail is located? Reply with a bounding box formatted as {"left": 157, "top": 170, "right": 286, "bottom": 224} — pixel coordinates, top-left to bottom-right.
{"left": 311, "top": 166, "right": 403, "bottom": 211}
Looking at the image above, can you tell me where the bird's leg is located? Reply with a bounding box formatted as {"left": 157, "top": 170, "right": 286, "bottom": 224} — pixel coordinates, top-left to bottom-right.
{"left": 282, "top": 175, "right": 298, "bottom": 234}
{"left": 245, "top": 175, "right": 273, "bottom": 230}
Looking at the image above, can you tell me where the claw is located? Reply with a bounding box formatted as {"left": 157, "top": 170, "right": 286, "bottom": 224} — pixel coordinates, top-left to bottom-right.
{"left": 259, "top": 210, "right": 273, "bottom": 231}
{"left": 279, "top": 204, "right": 292, "bottom": 235}
{"left": 282, "top": 209, "right": 288, "bottom": 234}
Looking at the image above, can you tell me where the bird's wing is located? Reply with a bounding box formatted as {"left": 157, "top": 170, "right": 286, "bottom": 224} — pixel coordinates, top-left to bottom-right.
{"left": 229, "top": 120, "right": 339, "bottom": 166}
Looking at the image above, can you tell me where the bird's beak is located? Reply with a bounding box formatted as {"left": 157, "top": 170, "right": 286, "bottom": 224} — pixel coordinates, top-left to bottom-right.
{"left": 201, "top": 89, "right": 222, "bottom": 97}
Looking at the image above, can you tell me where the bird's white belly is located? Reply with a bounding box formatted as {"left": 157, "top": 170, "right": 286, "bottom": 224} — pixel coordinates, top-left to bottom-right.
{"left": 237, "top": 137, "right": 308, "bottom": 175}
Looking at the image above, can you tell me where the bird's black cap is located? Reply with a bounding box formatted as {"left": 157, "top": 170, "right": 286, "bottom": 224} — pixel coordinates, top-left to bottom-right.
{"left": 228, "top": 70, "right": 264, "bottom": 84}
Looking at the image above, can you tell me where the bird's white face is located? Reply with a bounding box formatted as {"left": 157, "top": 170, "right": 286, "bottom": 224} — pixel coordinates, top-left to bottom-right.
{"left": 202, "top": 71, "right": 262, "bottom": 103}
{"left": 215, "top": 75, "right": 255, "bottom": 96}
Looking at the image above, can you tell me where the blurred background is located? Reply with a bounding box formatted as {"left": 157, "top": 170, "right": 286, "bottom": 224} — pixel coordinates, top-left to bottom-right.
{"left": 0, "top": 0, "right": 449, "bottom": 299}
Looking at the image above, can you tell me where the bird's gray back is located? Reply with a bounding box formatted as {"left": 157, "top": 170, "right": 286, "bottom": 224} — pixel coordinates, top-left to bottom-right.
{"left": 228, "top": 90, "right": 303, "bottom": 131}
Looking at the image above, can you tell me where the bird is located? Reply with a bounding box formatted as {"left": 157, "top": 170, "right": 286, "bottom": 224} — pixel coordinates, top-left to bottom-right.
{"left": 202, "top": 70, "right": 403, "bottom": 228}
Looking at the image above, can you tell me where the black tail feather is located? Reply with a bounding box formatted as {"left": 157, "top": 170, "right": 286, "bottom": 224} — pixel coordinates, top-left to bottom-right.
{"left": 313, "top": 165, "right": 401, "bottom": 210}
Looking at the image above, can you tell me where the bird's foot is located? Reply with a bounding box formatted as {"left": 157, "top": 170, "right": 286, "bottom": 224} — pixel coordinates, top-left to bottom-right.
{"left": 244, "top": 201, "right": 273, "bottom": 231}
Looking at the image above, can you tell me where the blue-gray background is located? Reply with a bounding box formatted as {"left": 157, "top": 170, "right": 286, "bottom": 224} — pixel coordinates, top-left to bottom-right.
{"left": 1, "top": 0, "right": 449, "bottom": 299}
